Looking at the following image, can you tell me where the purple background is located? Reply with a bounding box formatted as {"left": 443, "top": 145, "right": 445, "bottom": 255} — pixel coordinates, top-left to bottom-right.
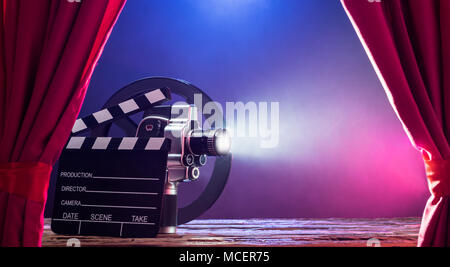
{"left": 46, "top": 0, "right": 429, "bottom": 219}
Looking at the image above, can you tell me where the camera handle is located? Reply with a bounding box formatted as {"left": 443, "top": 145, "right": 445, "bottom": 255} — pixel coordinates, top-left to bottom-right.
{"left": 160, "top": 182, "right": 178, "bottom": 234}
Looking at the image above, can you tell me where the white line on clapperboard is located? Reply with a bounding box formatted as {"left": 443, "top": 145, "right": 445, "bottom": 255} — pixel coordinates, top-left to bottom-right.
{"left": 53, "top": 219, "right": 156, "bottom": 225}
{"left": 92, "top": 176, "right": 160, "bottom": 181}
{"left": 85, "top": 190, "right": 158, "bottom": 195}
{"left": 80, "top": 204, "right": 157, "bottom": 210}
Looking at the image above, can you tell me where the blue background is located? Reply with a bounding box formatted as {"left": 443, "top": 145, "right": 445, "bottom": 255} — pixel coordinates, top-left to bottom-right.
{"left": 47, "top": 0, "right": 428, "bottom": 219}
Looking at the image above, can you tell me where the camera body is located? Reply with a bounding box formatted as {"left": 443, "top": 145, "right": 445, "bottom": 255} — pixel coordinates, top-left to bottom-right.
{"left": 138, "top": 105, "right": 203, "bottom": 182}
{"left": 137, "top": 104, "right": 230, "bottom": 233}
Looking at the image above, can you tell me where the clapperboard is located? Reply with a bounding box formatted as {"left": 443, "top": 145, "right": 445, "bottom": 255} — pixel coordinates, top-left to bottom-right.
{"left": 51, "top": 88, "right": 172, "bottom": 238}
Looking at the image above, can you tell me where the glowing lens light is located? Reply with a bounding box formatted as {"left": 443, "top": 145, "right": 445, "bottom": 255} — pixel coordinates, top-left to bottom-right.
{"left": 214, "top": 129, "right": 232, "bottom": 156}
{"left": 188, "top": 129, "right": 231, "bottom": 156}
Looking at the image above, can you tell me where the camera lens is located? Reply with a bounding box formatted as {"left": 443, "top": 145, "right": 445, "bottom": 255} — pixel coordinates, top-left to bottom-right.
{"left": 188, "top": 167, "right": 200, "bottom": 181}
{"left": 183, "top": 154, "right": 195, "bottom": 166}
{"left": 187, "top": 129, "right": 231, "bottom": 156}
{"left": 194, "top": 155, "right": 208, "bottom": 166}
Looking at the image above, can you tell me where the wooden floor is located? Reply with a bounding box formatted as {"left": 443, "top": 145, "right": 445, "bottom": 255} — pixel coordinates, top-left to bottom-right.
{"left": 43, "top": 218, "right": 421, "bottom": 247}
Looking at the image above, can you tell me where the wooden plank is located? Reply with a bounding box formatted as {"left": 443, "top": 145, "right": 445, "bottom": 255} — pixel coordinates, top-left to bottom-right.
{"left": 42, "top": 218, "right": 420, "bottom": 247}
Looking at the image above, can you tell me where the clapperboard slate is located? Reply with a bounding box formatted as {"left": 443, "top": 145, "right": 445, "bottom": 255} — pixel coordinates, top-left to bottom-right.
{"left": 51, "top": 87, "right": 172, "bottom": 238}
{"left": 51, "top": 137, "right": 171, "bottom": 238}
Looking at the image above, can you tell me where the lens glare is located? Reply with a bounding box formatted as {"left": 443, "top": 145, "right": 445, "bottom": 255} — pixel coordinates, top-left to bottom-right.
{"left": 214, "top": 130, "right": 231, "bottom": 155}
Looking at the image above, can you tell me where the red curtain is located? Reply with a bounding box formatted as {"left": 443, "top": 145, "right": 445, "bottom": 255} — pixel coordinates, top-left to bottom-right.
{"left": 342, "top": 0, "right": 450, "bottom": 246}
{"left": 0, "top": 0, "right": 126, "bottom": 247}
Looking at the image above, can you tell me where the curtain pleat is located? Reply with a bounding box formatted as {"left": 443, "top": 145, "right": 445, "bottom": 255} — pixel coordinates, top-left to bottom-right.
{"left": 342, "top": 0, "right": 450, "bottom": 246}
{"left": 0, "top": 0, "right": 126, "bottom": 247}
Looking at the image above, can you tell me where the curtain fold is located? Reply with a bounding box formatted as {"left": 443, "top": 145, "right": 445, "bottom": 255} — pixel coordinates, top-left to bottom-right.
{"left": 342, "top": 0, "right": 450, "bottom": 246}
{"left": 0, "top": 0, "right": 126, "bottom": 247}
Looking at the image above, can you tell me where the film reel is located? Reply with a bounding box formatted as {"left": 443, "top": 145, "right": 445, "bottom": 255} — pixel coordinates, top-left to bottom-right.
{"left": 90, "top": 77, "right": 232, "bottom": 225}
